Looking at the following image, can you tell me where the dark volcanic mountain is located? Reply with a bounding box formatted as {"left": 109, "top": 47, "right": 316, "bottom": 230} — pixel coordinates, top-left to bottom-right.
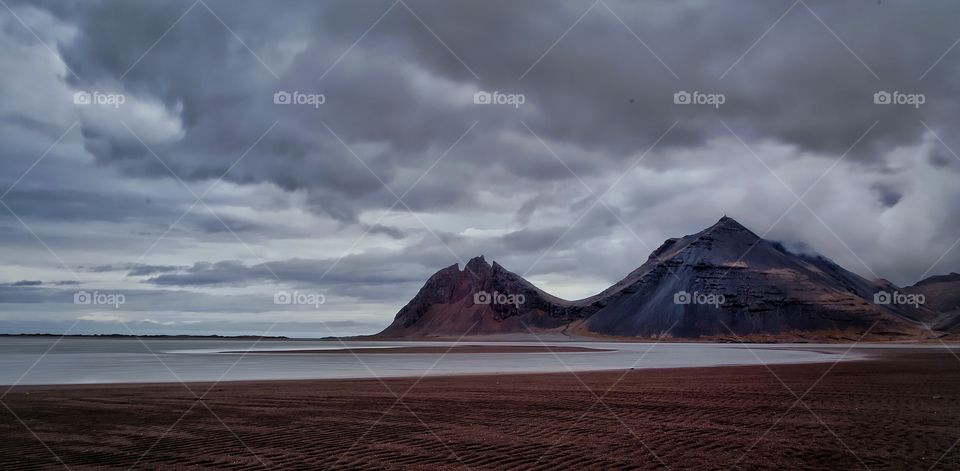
{"left": 376, "top": 217, "right": 931, "bottom": 340}
{"left": 377, "top": 256, "right": 580, "bottom": 337}
{"left": 579, "top": 217, "right": 925, "bottom": 339}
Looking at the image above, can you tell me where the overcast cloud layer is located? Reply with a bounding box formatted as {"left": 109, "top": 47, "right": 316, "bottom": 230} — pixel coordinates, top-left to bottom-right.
{"left": 1, "top": 0, "right": 959, "bottom": 336}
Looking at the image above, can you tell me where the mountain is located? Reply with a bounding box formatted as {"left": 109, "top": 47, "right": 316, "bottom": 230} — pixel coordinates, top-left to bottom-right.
{"left": 375, "top": 217, "right": 930, "bottom": 340}
{"left": 376, "top": 256, "right": 580, "bottom": 337}
{"left": 906, "top": 273, "right": 960, "bottom": 331}
{"left": 579, "top": 216, "right": 924, "bottom": 339}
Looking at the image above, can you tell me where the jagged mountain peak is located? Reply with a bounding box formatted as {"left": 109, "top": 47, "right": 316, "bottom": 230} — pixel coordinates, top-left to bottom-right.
{"left": 461, "top": 255, "right": 511, "bottom": 279}
{"left": 464, "top": 255, "right": 488, "bottom": 270}
{"left": 377, "top": 253, "right": 577, "bottom": 337}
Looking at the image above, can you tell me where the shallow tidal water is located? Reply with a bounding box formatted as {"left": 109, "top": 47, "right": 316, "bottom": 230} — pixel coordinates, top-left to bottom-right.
{"left": 0, "top": 337, "right": 941, "bottom": 385}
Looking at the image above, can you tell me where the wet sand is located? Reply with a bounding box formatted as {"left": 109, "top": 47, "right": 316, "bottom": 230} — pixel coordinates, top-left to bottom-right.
{"left": 1, "top": 349, "right": 958, "bottom": 470}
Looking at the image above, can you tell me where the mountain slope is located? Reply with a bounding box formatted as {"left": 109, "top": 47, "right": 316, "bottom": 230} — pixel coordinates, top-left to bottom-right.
{"left": 906, "top": 273, "right": 960, "bottom": 331}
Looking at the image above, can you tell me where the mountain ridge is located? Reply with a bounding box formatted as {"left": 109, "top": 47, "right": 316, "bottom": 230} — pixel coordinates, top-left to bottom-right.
{"left": 376, "top": 217, "right": 948, "bottom": 340}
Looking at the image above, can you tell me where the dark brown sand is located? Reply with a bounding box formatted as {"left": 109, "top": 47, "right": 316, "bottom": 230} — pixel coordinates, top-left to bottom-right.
{"left": 219, "top": 345, "right": 612, "bottom": 354}
{"left": 1, "top": 349, "right": 959, "bottom": 470}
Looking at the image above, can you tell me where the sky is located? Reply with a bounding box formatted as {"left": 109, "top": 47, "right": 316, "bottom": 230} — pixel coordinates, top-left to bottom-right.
{"left": 1, "top": 0, "right": 959, "bottom": 337}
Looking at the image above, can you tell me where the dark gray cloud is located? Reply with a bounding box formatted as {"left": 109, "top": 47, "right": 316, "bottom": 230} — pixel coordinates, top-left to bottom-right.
{"left": 39, "top": 0, "right": 960, "bottom": 220}
{"left": 190, "top": 214, "right": 267, "bottom": 234}
{"left": 144, "top": 256, "right": 430, "bottom": 292}
{"left": 83, "top": 263, "right": 187, "bottom": 276}
{"left": 9, "top": 280, "right": 42, "bottom": 286}
{"left": 0, "top": 188, "right": 177, "bottom": 223}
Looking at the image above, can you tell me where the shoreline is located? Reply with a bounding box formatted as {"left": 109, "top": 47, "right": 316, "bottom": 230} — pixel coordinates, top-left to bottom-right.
{"left": 4, "top": 345, "right": 951, "bottom": 389}
{"left": 0, "top": 346, "right": 903, "bottom": 390}
{"left": 0, "top": 344, "right": 898, "bottom": 388}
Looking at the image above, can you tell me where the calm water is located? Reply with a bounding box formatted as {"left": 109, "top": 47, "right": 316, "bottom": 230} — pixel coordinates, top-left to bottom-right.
{"left": 0, "top": 337, "right": 936, "bottom": 386}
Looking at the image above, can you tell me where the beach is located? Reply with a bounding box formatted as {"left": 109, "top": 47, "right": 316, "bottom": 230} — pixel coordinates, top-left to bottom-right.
{"left": 1, "top": 348, "right": 958, "bottom": 469}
